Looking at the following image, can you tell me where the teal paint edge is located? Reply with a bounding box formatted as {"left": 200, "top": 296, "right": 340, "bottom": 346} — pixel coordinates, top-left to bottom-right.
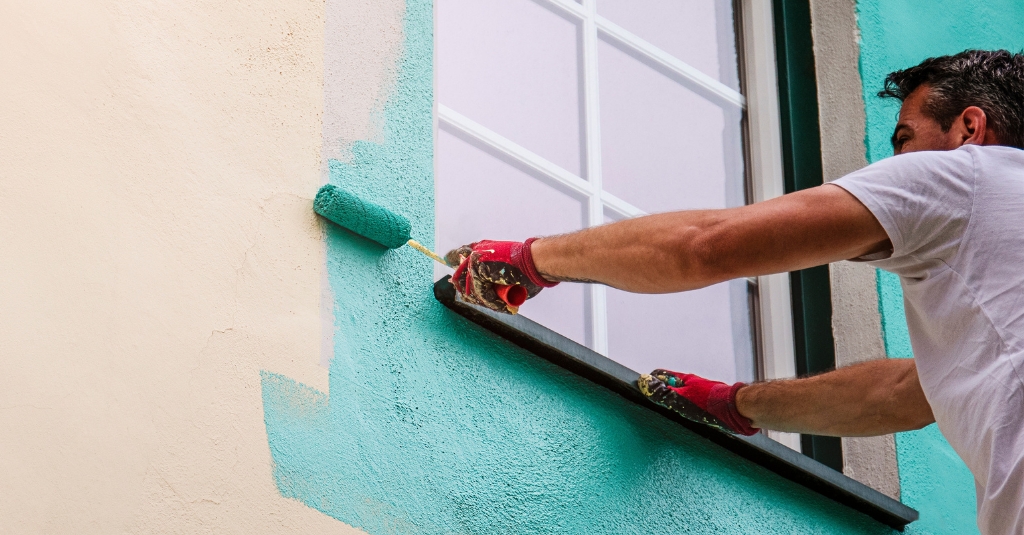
{"left": 258, "top": 0, "right": 902, "bottom": 533}
{"left": 875, "top": 271, "right": 911, "bottom": 360}
{"left": 854, "top": 1, "right": 1024, "bottom": 531}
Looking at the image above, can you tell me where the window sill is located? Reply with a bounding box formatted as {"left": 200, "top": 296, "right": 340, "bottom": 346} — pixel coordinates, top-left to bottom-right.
{"left": 434, "top": 276, "right": 918, "bottom": 530}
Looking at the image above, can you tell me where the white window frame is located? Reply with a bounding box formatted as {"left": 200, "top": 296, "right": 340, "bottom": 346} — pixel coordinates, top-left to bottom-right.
{"left": 736, "top": 0, "right": 799, "bottom": 451}
{"left": 433, "top": 0, "right": 799, "bottom": 450}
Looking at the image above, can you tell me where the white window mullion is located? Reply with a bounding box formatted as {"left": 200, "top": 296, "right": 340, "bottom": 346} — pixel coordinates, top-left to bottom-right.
{"left": 580, "top": 0, "right": 608, "bottom": 355}
{"left": 542, "top": 0, "right": 744, "bottom": 109}
{"left": 601, "top": 191, "right": 647, "bottom": 220}
{"left": 438, "top": 105, "right": 594, "bottom": 199}
{"left": 739, "top": 0, "right": 799, "bottom": 452}
{"left": 594, "top": 15, "right": 745, "bottom": 109}
{"left": 539, "top": 0, "right": 587, "bottom": 21}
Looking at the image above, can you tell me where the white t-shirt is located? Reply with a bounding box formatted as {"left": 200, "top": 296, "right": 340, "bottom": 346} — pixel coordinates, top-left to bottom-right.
{"left": 833, "top": 145, "right": 1024, "bottom": 535}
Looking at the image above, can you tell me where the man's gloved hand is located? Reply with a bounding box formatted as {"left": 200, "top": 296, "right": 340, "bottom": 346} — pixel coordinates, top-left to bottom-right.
{"left": 637, "top": 369, "right": 758, "bottom": 436}
{"left": 445, "top": 238, "right": 558, "bottom": 314}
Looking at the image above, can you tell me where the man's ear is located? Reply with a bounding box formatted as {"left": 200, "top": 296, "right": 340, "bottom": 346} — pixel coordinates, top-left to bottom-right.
{"left": 958, "top": 106, "right": 990, "bottom": 146}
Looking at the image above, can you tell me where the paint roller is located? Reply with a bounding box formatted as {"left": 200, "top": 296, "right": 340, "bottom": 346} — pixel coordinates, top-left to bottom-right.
{"left": 313, "top": 184, "right": 528, "bottom": 312}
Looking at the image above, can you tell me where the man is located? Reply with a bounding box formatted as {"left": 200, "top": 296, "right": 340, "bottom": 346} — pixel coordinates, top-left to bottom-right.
{"left": 446, "top": 50, "right": 1024, "bottom": 534}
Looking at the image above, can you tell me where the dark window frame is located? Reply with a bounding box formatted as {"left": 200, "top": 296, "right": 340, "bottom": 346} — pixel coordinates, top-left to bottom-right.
{"left": 772, "top": 0, "right": 843, "bottom": 470}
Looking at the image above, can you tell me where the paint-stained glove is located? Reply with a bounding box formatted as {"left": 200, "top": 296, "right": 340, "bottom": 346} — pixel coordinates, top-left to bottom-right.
{"left": 445, "top": 238, "right": 558, "bottom": 314}
{"left": 638, "top": 369, "right": 758, "bottom": 436}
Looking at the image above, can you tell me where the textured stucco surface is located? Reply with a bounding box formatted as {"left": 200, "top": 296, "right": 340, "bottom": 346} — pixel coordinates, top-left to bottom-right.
{"left": 856, "top": 1, "right": 1024, "bottom": 532}
{"left": 808, "top": 0, "right": 899, "bottom": 500}
{"left": 261, "top": 1, "right": 899, "bottom": 533}
{"left": 0, "top": 0, "right": 378, "bottom": 532}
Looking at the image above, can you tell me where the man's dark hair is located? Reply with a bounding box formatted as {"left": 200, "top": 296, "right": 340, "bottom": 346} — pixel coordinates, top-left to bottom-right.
{"left": 879, "top": 49, "right": 1024, "bottom": 149}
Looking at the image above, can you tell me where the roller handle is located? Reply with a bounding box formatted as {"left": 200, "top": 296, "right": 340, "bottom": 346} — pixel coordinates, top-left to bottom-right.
{"left": 494, "top": 284, "right": 528, "bottom": 308}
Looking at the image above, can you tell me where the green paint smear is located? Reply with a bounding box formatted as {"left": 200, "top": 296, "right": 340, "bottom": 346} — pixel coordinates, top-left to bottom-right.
{"left": 259, "top": 1, "right": 898, "bottom": 533}
{"left": 857, "top": 1, "right": 1024, "bottom": 532}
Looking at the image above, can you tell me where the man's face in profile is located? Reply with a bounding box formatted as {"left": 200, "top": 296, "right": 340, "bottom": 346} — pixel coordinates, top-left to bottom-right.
{"left": 891, "top": 85, "right": 966, "bottom": 155}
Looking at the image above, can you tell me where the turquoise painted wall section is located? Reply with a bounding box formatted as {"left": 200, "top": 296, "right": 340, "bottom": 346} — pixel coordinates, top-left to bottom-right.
{"left": 858, "top": 0, "right": 1024, "bottom": 164}
{"left": 857, "top": 1, "right": 1024, "bottom": 532}
{"left": 258, "top": 1, "right": 898, "bottom": 533}
{"left": 875, "top": 272, "right": 911, "bottom": 360}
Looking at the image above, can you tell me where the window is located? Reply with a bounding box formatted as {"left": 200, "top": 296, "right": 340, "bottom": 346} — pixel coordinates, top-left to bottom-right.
{"left": 435, "top": 0, "right": 795, "bottom": 406}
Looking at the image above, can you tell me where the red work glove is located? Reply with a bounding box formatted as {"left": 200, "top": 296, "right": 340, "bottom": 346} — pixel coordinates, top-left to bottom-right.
{"left": 637, "top": 369, "right": 758, "bottom": 436}
{"left": 444, "top": 238, "right": 558, "bottom": 314}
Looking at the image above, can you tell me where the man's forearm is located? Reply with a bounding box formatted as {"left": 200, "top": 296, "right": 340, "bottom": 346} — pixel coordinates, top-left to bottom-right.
{"left": 530, "top": 211, "right": 720, "bottom": 293}
{"left": 529, "top": 185, "right": 891, "bottom": 294}
{"left": 735, "top": 359, "right": 934, "bottom": 436}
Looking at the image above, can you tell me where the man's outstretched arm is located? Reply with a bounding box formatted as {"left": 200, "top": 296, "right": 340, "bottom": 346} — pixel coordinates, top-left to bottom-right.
{"left": 737, "top": 358, "right": 934, "bottom": 436}
{"left": 444, "top": 183, "right": 889, "bottom": 313}
{"left": 641, "top": 358, "right": 934, "bottom": 437}
{"left": 531, "top": 184, "right": 891, "bottom": 293}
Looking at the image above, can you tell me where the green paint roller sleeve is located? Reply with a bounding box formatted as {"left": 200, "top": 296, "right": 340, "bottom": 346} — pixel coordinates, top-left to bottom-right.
{"left": 313, "top": 184, "right": 412, "bottom": 249}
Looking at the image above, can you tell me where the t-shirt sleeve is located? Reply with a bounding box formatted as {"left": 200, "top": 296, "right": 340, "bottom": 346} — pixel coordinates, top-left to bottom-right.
{"left": 831, "top": 147, "right": 976, "bottom": 263}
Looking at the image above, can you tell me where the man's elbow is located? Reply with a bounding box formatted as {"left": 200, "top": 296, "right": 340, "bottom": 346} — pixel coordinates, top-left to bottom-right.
{"left": 903, "top": 404, "right": 936, "bottom": 431}
{"left": 891, "top": 363, "right": 935, "bottom": 431}
{"left": 680, "top": 224, "right": 732, "bottom": 287}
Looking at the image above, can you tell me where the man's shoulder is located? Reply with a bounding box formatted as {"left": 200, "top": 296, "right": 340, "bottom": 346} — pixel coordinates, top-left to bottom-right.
{"left": 877, "top": 146, "right": 975, "bottom": 170}
{"left": 834, "top": 148, "right": 973, "bottom": 190}
{"left": 965, "top": 144, "right": 1024, "bottom": 171}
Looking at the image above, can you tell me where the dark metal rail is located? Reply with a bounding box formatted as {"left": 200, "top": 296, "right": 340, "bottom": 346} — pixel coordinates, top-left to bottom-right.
{"left": 434, "top": 276, "right": 918, "bottom": 530}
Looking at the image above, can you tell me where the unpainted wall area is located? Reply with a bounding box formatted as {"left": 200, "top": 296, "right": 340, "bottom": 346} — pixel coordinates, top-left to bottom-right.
{"left": 808, "top": 0, "right": 899, "bottom": 500}
{"left": 262, "top": 1, "right": 896, "bottom": 533}
{"left": 0, "top": 0, "right": 381, "bottom": 532}
{"left": 856, "top": 0, "right": 1024, "bottom": 532}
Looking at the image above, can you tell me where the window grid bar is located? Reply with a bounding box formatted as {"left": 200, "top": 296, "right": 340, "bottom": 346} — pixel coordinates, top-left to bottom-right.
{"left": 601, "top": 191, "right": 646, "bottom": 219}
{"left": 595, "top": 14, "right": 745, "bottom": 108}
{"left": 579, "top": 0, "right": 609, "bottom": 354}
{"left": 438, "top": 105, "right": 647, "bottom": 220}
{"left": 539, "top": 0, "right": 587, "bottom": 20}
{"left": 541, "top": 0, "right": 746, "bottom": 109}
{"left": 438, "top": 105, "right": 592, "bottom": 197}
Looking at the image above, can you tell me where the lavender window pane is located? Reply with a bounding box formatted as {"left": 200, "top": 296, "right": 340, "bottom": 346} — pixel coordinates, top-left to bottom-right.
{"left": 437, "top": 0, "right": 585, "bottom": 175}
{"left": 597, "top": 0, "right": 740, "bottom": 91}
{"left": 435, "top": 127, "right": 588, "bottom": 346}
{"left": 598, "top": 36, "right": 745, "bottom": 215}
{"left": 606, "top": 281, "right": 754, "bottom": 384}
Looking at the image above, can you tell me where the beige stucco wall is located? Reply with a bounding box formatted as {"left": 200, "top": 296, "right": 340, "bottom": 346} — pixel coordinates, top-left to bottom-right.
{"left": 0, "top": 0, "right": 400, "bottom": 531}
{"left": 809, "top": 0, "right": 900, "bottom": 500}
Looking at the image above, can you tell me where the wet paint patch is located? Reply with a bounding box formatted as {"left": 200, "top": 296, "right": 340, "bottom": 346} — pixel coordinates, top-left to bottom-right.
{"left": 260, "top": 0, "right": 897, "bottom": 533}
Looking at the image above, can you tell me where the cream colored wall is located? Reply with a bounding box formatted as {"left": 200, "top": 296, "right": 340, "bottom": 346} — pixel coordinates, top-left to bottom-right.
{"left": 0, "top": 0, "right": 400, "bottom": 532}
